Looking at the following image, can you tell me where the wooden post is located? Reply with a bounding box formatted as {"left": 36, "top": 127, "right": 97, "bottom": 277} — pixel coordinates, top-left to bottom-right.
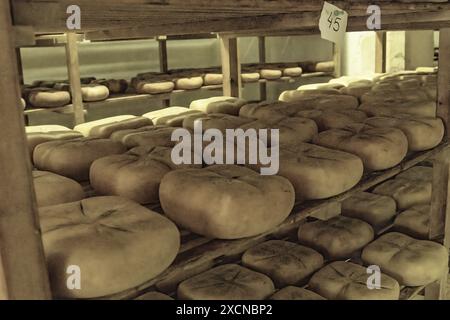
{"left": 16, "top": 48, "right": 24, "bottom": 85}
{"left": 219, "top": 34, "right": 241, "bottom": 98}
{"left": 426, "top": 28, "right": 450, "bottom": 300}
{"left": 158, "top": 36, "right": 170, "bottom": 107}
{"left": 65, "top": 32, "right": 85, "bottom": 125}
{"left": 332, "top": 43, "right": 341, "bottom": 78}
{"left": 258, "top": 36, "right": 267, "bottom": 101}
{"left": 375, "top": 31, "right": 386, "bottom": 73}
{"left": 0, "top": 0, "right": 51, "bottom": 300}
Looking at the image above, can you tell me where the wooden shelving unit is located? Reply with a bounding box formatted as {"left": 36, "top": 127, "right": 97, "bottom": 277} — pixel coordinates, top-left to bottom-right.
{"left": 1, "top": 0, "right": 450, "bottom": 300}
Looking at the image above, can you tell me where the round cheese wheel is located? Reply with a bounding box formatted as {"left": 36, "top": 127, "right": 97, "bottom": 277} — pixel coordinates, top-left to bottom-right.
{"left": 253, "top": 143, "right": 363, "bottom": 200}
{"left": 177, "top": 264, "right": 275, "bottom": 300}
{"left": 308, "top": 261, "right": 400, "bottom": 300}
{"left": 242, "top": 240, "right": 324, "bottom": 287}
{"left": 283, "top": 67, "right": 303, "bottom": 77}
{"left": 182, "top": 113, "right": 252, "bottom": 132}
{"left": 359, "top": 100, "right": 436, "bottom": 118}
{"left": 190, "top": 96, "right": 247, "bottom": 115}
{"left": 342, "top": 192, "right": 397, "bottom": 231}
{"left": 74, "top": 115, "right": 152, "bottom": 138}
{"left": 26, "top": 127, "right": 83, "bottom": 157}
{"left": 174, "top": 77, "right": 204, "bottom": 90}
{"left": 110, "top": 125, "right": 176, "bottom": 149}
{"left": 260, "top": 69, "right": 282, "bottom": 80}
{"left": 160, "top": 165, "right": 295, "bottom": 239}
{"left": 297, "top": 109, "right": 367, "bottom": 131}
{"left": 239, "top": 101, "right": 296, "bottom": 121}
{"left": 143, "top": 107, "right": 203, "bottom": 126}
{"left": 134, "top": 80, "right": 175, "bottom": 94}
{"left": 203, "top": 73, "right": 223, "bottom": 85}
{"left": 135, "top": 292, "right": 173, "bottom": 300}
{"left": 365, "top": 114, "right": 444, "bottom": 151}
{"left": 33, "top": 138, "right": 126, "bottom": 181}
{"left": 373, "top": 178, "right": 431, "bottom": 210}
{"left": 313, "top": 124, "right": 408, "bottom": 171}
{"left": 33, "top": 170, "right": 85, "bottom": 207}
{"left": 361, "top": 232, "right": 448, "bottom": 286}
{"left": 40, "top": 196, "right": 180, "bottom": 298}
{"left": 21, "top": 97, "right": 26, "bottom": 109}
{"left": 394, "top": 204, "right": 430, "bottom": 239}
{"left": 28, "top": 89, "right": 71, "bottom": 107}
{"left": 298, "top": 83, "right": 344, "bottom": 91}
{"left": 396, "top": 166, "right": 432, "bottom": 183}
{"left": 90, "top": 146, "right": 200, "bottom": 204}
{"left": 93, "top": 79, "right": 128, "bottom": 94}
{"left": 279, "top": 92, "right": 359, "bottom": 111}
{"left": 298, "top": 216, "right": 374, "bottom": 260}
{"left": 269, "top": 286, "right": 325, "bottom": 300}
{"left": 81, "top": 84, "right": 109, "bottom": 102}
{"left": 241, "top": 72, "right": 261, "bottom": 82}
{"left": 340, "top": 83, "right": 373, "bottom": 98}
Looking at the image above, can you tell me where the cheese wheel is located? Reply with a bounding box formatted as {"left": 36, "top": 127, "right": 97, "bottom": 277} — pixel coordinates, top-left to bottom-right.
{"left": 269, "top": 286, "right": 325, "bottom": 300}
{"left": 283, "top": 67, "right": 302, "bottom": 77}
{"left": 308, "top": 261, "right": 400, "bottom": 300}
{"left": 143, "top": 107, "right": 203, "bottom": 126}
{"left": 241, "top": 72, "right": 261, "bottom": 82}
{"left": 342, "top": 192, "right": 397, "bottom": 231}
{"left": 260, "top": 69, "right": 282, "bottom": 80}
{"left": 329, "top": 76, "right": 374, "bottom": 86}
{"left": 394, "top": 204, "right": 430, "bottom": 239}
{"left": 28, "top": 89, "right": 71, "bottom": 107}
{"left": 111, "top": 125, "right": 176, "bottom": 149}
{"left": 174, "top": 77, "right": 203, "bottom": 90}
{"left": 396, "top": 166, "right": 432, "bottom": 183}
{"left": 373, "top": 178, "right": 431, "bottom": 210}
{"left": 252, "top": 143, "right": 363, "bottom": 200}
{"left": 361, "top": 232, "right": 448, "bottom": 286}
{"left": 177, "top": 264, "right": 275, "bottom": 300}
{"left": 298, "top": 83, "right": 344, "bottom": 91}
{"left": 93, "top": 79, "right": 128, "bottom": 94}
{"left": 74, "top": 115, "right": 152, "bottom": 138}
{"left": 364, "top": 114, "right": 444, "bottom": 151}
{"left": 361, "top": 89, "right": 431, "bottom": 104}
{"left": 26, "top": 127, "right": 83, "bottom": 159}
{"left": 40, "top": 196, "right": 180, "bottom": 298}
{"left": 90, "top": 146, "right": 200, "bottom": 204}
{"left": 297, "top": 109, "right": 367, "bottom": 131}
{"left": 279, "top": 92, "right": 359, "bottom": 110}
{"left": 33, "top": 170, "right": 85, "bottom": 207}
{"left": 298, "top": 216, "right": 374, "bottom": 260}
{"left": 239, "top": 101, "right": 297, "bottom": 121}
{"left": 134, "top": 80, "right": 175, "bottom": 94}
{"left": 81, "top": 84, "right": 109, "bottom": 102}
{"left": 203, "top": 73, "right": 223, "bottom": 85}
{"left": 135, "top": 292, "right": 173, "bottom": 300}
{"left": 359, "top": 100, "right": 437, "bottom": 118}
{"left": 21, "top": 97, "right": 26, "bottom": 109}
{"left": 160, "top": 165, "right": 295, "bottom": 239}
{"left": 242, "top": 240, "right": 324, "bottom": 287}
{"left": 340, "top": 83, "right": 373, "bottom": 98}
{"left": 33, "top": 138, "right": 126, "bottom": 181}
{"left": 313, "top": 124, "right": 408, "bottom": 171}
{"left": 190, "top": 96, "right": 247, "bottom": 115}
{"left": 182, "top": 113, "right": 252, "bottom": 132}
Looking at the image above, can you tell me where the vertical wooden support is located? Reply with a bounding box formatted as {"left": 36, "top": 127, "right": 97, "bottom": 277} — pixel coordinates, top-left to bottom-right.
{"left": 158, "top": 36, "right": 170, "bottom": 107}
{"left": 426, "top": 28, "right": 450, "bottom": 300}
{"left": 0, "top": 0, "right": 51, "bottom": 300}
{"left": 332, "top": 43, "right": 342, "bottom": 78}
{"left": 16, "top": 48, "right": 24, "bottom": 85}
{"left": 65, "top": 32, "right": 85, "bottom": 125}
{"left": 219, "top": 34, "right": 241, "bottom": 98}
{"left": 258, "top": 36, "right": 267, "bottom": 101}
{"left": 375, "top": 31, "right": 386, "bottom": 73}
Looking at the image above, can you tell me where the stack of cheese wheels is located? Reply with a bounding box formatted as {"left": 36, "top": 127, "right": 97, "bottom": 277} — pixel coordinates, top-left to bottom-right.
{"left": 92, "top": 79, "right": 128, "bottom": 94}
{"left": 298, "top": 216, "right": 374, "bottom": 260}
{"left": 189, "top": 96, "right": 248, "bottom": 116}
{"left": 362, "top": 232, "right": 448, "bottom": 286}
{"left": 297, "top": 109, "right": 368, "bottom": 131}
{"left": 203, "top": 73, "right": 223, "bottom": 86}
{"left": 394, "top": 204, "right": 430, "bottom": 239}
{"left": 364, "top": 114, "right": 444, "bottom": 151}
{"left": 178, "top": 264, "right": 275, "bottom": 300}
{"left": 33, "top": 138, "right": 126, "bottom": 181}
{"left": 174, "top": 76, "right": 204, "bottom": 90}
{"left": 259, "top": 68, "right": 283, "bottom": 80}
{"left": 33, "top": 170, "right": 85, "bottom": 207}
{"left": 81, "top": 84, "right": 110, "bottom": 102}
{"left": 182, "top": 113, "right": 252, "bottom": 132}
{"left": 240, "top": 116, "right": 318, "bottom": 147}
{"left": 133, "top": 78, "right": 175, "bottom": 94}
{"left": 74, "top": 115, "right": 152, "bottom": 138}
{"left": 241, "top": 72, "right": 261, "bottom": 83}
{"left": 308, "top": 261, "right": 400, "bottom": 300}
{"left": 90, "top": 146, "right": 201, "bottom": 204}
{"left": 342, "top": 192, "right": 397, "bottom": 231}
{"left": 110, "top": 125, "right": 176, "bottom": 149}
{"left": 143, "top": 107, "right": 203, "bottom": 126}
{"left": 283, "top": 67, "right": 302, "bottom": 77}
{"left": 27, "top": 88, "right": 71, "bottom": 108}
{"left": 242, "top": 240, "right": 324, "bottom": 287}
{"left": 40, "top": 196, "right": 180, "bottom": 298}
{"left": 26, "top": 125, "right": 83, "bottom": 157}
{"left": 313, "top": 123, "right": 408, "bottom": 171}
{"left": 251, "top": 143, "right": 363, "bottom": 200}
{"left": 270, "top": 286, "right": 325, "bottom": 300}
{"left": 160, "top": 165, "right": 295, "bottom": 239}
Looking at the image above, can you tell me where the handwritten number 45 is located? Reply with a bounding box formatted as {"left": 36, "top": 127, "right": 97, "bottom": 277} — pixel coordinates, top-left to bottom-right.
{"left": 327, "top": 12, "right": 341, "bottom": 32}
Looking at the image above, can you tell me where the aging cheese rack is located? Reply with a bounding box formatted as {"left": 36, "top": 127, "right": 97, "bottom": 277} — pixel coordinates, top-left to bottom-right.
{"left": 1, "top": 0, "right": 450, "bottom": 300}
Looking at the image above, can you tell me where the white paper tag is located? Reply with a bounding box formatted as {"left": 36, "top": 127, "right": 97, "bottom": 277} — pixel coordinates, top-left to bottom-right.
{"left": 319, "top": 1, "right": 348, "bottom": 44}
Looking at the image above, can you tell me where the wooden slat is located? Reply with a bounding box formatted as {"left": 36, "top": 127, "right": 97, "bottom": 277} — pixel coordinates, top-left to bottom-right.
{"left": 219, "top": 35, "right": 241, "bottom": 98}
{"left": 65, "top": 32, "right": 85, "bottom": 125}
{"left": 0, "top": 0, "right": 51, "bottom": 300}
{"left": 332, "top": 43, "right": 342, "bottom": 78}
{"left": 375, "top": 31, "right": 386, "bottom": 73}
{"left": 258, "top": 36, "right": 267, "bottom": 101}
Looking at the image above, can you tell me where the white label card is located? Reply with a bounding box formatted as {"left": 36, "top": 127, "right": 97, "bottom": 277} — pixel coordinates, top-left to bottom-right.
{"left": 319, "top": 1, "right": 348, "bottom": 44}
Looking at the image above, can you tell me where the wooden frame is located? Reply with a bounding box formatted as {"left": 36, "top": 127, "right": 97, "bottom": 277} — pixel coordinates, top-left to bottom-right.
{"left": 219, "top": 34, "right": 241, "bottom": 98}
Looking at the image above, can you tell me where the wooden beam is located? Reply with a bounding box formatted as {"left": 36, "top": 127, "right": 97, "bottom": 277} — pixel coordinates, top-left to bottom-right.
{"left": 332, "top": 43, "right": 342, "bottom": 78}
{"left": 65, "top": 32, "right": 85, "bottom": 125}
{"left": 258, "top": 36, "right": 267, "bottom": 101}
{"left": 0, "top": 0, "right": 51, "bottom": 300}
{"left": 219, "top": 35, "right": 241, "bottom": 98}
{"left": 375, "top": 31, "right": 386, "bottom": 73}
{"left": 158, "top": 37, "right": 170, "bottom": 107}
